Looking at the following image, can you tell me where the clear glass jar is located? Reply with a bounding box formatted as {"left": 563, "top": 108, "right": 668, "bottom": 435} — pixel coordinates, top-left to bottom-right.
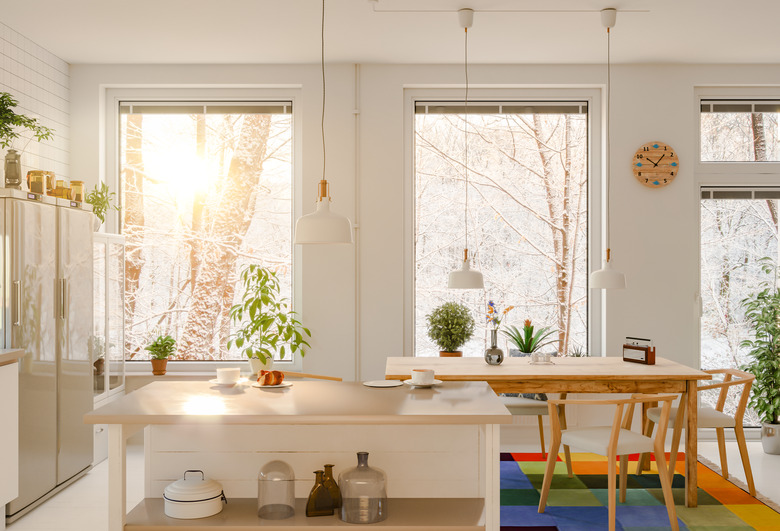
{"left": 257, "top": 460, "right": 295, "bottom": 520}
{"left": 338, "top": 452, "right": 387, "bottom": 523}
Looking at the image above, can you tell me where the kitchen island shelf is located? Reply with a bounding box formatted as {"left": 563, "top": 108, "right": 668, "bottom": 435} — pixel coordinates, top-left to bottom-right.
{"left": 126, "top": 497, "right": 485, "bottom": 530}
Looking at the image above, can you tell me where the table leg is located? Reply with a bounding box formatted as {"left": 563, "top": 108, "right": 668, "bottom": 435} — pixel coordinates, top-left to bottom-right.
{"left": 559, "top": 393, "right": 573, "bottom": 478}
{"left": 108, "top": 424, "right": 127, "bottom": 531}
{"left": 685, "top": 380, "right": 698, "bottom": 508}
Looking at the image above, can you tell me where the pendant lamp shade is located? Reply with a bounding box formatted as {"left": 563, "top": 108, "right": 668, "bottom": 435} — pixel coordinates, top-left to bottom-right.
{"left": 447, "top": 8, "right": 484, "bottom": 290}
{"left": 295, "top": 180, "right": 353, "bottom": 244}
{"left": 294, "top": 0, "right": 353, "bottom": 246}
{"left": 448, "top": 249, "right": 484, "bottom": 289}
{"left": 591, "top": 8, "right": 625, "bottom": 290}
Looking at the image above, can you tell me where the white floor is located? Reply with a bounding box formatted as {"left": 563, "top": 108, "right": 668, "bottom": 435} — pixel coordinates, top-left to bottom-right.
{"left": 6, "top": 435, "right": 779, "bottom": 530}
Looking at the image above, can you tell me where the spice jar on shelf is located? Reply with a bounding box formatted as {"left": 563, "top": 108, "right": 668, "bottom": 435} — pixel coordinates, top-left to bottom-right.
{"left": 70, "top": 180, "right": 85, "bottom": 202}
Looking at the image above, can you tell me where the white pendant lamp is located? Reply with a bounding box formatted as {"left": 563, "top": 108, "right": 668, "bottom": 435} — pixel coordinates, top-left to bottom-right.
{"left": 591, "top": 8, "right": 626, "bottom": 289}
{"left": 294, "top": 0, "right": 353, "bottom": 245}
{"left": 448, "top": 8, "right": 484, "bottom": 290}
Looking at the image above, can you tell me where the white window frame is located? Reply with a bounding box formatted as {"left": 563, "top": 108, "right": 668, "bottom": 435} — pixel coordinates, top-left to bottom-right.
{"left": 403, "top": 87, "right": 604, "bottom": 357}
{"left": 103, "top": 86, "right": 304, "bottom": 372}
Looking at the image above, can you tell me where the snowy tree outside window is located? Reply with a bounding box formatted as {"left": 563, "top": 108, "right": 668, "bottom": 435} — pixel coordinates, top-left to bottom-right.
{"left": 414, "top": 102, "right": 589, "bottom": 358}
{"left": 699, "top": 101, "right": 780, "bottom": 425}
{"left": 119, "top": 103, "right": 293, "bottom": 361}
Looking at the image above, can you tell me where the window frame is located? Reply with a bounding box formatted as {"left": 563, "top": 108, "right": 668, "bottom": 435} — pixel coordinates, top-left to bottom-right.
{"left": 104, "top": 87, "right": 304, "bottom": 372}
{"left": 403, "top": 87, "right": 604, "bottom": 358}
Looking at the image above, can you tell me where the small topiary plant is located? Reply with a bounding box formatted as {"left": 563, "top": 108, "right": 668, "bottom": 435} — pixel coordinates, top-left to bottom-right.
{"left": 426, "top": 302, "right": 475, "bottom": 353}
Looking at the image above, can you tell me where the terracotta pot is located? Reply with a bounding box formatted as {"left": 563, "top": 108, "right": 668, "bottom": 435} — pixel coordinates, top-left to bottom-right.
{"left": 93, "top": 357, "right": 105, "bottom": 376}
{"left": 151, "top": 358, "right": 168, "bottom": 375}
{"left": 439, "top": 351, "right": 463, "bottom": 357}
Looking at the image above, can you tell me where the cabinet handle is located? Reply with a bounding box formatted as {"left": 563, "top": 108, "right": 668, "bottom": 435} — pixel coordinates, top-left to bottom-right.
{"left": 59, "top": 278, "right": 67, "bottom": 320}
{"left": 12, "top": 281, "right": 21, "bottom": 326}
{"left": 95, "top": 427, "right": 104, "bottom": 434}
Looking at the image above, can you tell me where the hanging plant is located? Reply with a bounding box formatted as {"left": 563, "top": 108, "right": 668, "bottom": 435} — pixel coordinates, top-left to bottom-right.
{"left": 0, "top": 92, "right": 54, "bottom": 149}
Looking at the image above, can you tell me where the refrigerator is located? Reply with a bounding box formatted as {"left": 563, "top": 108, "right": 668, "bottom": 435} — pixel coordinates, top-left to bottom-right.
{"left": 2, "top": 189, "right": 94, "bottom": 521}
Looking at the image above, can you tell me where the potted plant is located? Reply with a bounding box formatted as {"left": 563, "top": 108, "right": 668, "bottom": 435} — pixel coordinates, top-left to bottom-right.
{"left": 228, "top": 265, "right": 311, "bottom": 375}
{"left": 0, "top": 91, "right": 54, "bottom": 188}
{"left": 146, "top": 334, "right": 176, "bottom": 375}
{"left": 740, "top": 258, "right": 780, "bottom": 454}
{"left": 426, "top": 302, "right": 475, "bottom": 357}
{"left": 85, "top": 182, "right": 120, "bottom": 229}
{"left": 503, "top": 319, "right": 557, "bottom": 356}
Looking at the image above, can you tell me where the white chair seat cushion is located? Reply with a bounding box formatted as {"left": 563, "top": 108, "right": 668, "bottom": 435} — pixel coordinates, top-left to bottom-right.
{"left": 646, "top": 406, "right": 735, "bottom": 428}
{"left": 561, "top": 427, "right": 655, "bottom": 455}
{"left": 500, "top": 396, "right": 549, "bottom": 415}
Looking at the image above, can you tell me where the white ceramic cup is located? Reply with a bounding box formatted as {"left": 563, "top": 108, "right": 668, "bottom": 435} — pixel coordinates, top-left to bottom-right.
{"left": 216, "top": 367, "right": 240, "bottom": 384}
{"left": 411, "top": 368, "right": 435, "bottom": 385}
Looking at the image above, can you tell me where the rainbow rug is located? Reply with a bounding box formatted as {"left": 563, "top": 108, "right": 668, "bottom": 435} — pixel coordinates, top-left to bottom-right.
{"left": 500, "top": 452, "right": 780, "bottom": 530}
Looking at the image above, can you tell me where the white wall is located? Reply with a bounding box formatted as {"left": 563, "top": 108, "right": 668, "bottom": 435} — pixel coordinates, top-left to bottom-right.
{"left": 69, "top": 62, "right": 780, "bottom": 382}
{"left": 0, "top": 22, "right": 68, "bottom": 181}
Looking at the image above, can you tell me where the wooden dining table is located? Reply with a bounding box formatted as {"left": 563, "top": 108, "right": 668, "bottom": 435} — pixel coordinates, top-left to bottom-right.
{"left": 385, "top": 355, "right": 711, "bottom": 508}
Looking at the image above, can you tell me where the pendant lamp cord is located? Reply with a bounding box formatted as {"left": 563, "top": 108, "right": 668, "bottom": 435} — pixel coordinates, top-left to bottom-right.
{"left": 605, "top": 25, "right": 611, "bottom": 262}
{"left": 321, "top": 0, "right": 326, "bottom": 183}
{"left": 464, "top": 26, "right": 470, "bottom": 255}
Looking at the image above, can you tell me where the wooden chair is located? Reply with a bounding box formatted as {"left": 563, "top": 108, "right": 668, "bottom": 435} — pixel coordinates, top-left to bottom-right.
{"left": 500, "top": 393, "right": 573, "bottom": 474}
{"left": 636, "top": 368, "right": 755, "bottom": 496}
{"left": 538, "top": 394, "right": 679, "bottom": 531}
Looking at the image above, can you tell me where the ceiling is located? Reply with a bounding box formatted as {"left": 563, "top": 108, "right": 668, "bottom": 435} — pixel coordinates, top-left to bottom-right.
{"left": 2, "top": 0, "right": 778, "bottom": 65}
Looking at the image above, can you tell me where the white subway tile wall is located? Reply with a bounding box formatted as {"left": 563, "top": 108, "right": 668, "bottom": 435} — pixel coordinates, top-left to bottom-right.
{"left": 0, "top": 22, "right": 68, "bottom": 181}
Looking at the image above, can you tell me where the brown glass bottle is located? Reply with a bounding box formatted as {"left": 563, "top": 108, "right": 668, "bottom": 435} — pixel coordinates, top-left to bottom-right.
{"left": 305, "top": 470, "right": 334, "bottom": 517}
{"left": 322, "top": 464, "right": 342, "bottom": 508}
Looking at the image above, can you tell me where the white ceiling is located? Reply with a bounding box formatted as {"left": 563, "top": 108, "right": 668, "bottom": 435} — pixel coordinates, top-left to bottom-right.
{"left": 2, "top": 0, "right": 779, "bottom": 65}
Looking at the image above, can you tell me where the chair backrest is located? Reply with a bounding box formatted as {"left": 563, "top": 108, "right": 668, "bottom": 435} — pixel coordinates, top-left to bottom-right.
{"left": 547, "top": 394, "right": 677, "bottom": 457}
{"left": 699, "top": 369, "right": 754, "bottom": 424}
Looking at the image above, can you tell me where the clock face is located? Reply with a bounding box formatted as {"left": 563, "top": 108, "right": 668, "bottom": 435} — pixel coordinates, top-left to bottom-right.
{"left": 632, "top": 141, "right": 679, "bottom": 188}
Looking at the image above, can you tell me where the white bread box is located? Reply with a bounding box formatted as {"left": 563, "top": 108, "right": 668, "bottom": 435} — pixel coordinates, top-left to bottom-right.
{"left": 163, "top": 470, "right": 227, "bottom": 519}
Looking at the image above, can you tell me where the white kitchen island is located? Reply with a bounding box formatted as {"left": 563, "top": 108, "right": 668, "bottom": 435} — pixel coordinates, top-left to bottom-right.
{"left": 84, "top": 380, "right": 511, "bottom": 531}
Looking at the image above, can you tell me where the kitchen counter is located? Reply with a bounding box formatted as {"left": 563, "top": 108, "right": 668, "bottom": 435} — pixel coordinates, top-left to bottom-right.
{"left": 85, "top": 380, "right": 510, "bottom": 531}
{"left": 0, "top": 349, "right": 24, "bottom": 368}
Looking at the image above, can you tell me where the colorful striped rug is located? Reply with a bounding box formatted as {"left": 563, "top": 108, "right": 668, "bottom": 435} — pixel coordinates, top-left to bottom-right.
{"left": 500, "top": 452, "right": 780, "bottom": 530}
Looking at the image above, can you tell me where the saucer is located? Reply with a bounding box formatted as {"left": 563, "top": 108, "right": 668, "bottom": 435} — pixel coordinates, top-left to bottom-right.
{"left": 208, "top": 378, "right": 247, "bottom": 387}
{"left": 251, "top": 381, "right": 293, "bottom": 389}
{"left": 363, "top": 380, "right": 403, "bottom": 388}
{"left": 403, "top": 379, "right": 442, "bottom": 388}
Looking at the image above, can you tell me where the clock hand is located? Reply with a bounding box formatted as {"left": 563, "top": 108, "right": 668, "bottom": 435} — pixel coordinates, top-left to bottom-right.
{"left": 654, "top": 154, "right": 665, "bottom": 166}
{"left": 645, "top": 156, "right": 657, "bottom": 166}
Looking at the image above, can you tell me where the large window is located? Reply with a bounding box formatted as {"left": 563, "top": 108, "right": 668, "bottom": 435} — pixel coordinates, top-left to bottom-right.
{"left": 119, "top": 102, "right": 293, "bottom": 361}
{"left": 700, "top": 189, "right": 779, "bottom": 425}
{"left": 414, "top": 101, "right": 589, "bottom": 357}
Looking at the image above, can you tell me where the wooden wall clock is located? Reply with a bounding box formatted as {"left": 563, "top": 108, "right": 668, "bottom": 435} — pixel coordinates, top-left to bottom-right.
{"left": 632, "top": 141, "right": 679, "bottom": 188}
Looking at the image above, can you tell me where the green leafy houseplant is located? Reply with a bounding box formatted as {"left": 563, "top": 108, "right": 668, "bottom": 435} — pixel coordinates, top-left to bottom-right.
{"left": 146, "top": 334, "right": 176, "bottom": 360}
{"left": 228, "top": 265, "right": 311, "bottom": 366}
{"left": 503, "top": 319, "right": 557, "bottom": 354}
{"left": 740, "top": 258, "right": 780, "bottom": 429}
{"left": 85, "top": 182, "right": 120, "bottom": 224}
{"left": 0, "top": 92, "right": 54, "bottom": 149}
{"left": 145, "top": 334, "right": 176, "bottom": 376}
{"left": 426, "top": 302, "right": 475, "bottom": 355}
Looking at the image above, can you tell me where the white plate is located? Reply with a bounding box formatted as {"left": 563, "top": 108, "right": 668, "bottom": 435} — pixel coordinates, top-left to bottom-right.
{"left": 251, "top": 381, "right": 292, "bottom": 389}
{"left": 208, "top": 378, "right": 248, "bottom": 387}
{"left": 363, "top": 380, "right": 403, "bottom": 388}
{"left": 403, "top": 379, "right": 442, "bottom": 388}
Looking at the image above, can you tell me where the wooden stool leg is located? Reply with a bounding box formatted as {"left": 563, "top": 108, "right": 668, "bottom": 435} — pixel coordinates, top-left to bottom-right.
{"left": 716, "top": 427, "right": 729, "bottom": 479}
{"left": 537, "top": 415, "right": 546, "bottom": 459}
{"left": 608, "top": 455, "right": 617, "bottom": 531}
{"left": 619, "top": 454, "right": 629, "bottom": 503}
{"left": 654, "top": 446, "right": 679, "bottom": 531}
{"left": 734, "top": 424, "right": 756, "bottom": 497}
{"left": 538, "top": 432, "right": 561, "bottom": 513}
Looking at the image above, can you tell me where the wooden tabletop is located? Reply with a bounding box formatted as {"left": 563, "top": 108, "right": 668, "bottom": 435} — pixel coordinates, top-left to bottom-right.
{"left": 0, "top": 349, "right": 25, "bottom": 368}
{"left": 385, "top": 356, "right": 711, "bottom": 382}
{"left": 84, "top": 380, "right": 512, "bottom": 426}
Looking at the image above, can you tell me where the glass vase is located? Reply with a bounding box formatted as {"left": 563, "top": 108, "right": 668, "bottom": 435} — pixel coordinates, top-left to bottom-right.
{"left": 338, "top": 452, "right": 387, "bottom": 523}
{"left": 323, "top": 464, "right": 342, "bottom": 508}
{"left": 257, "top": 460, "right": 295, "bottom": 520}
{"left": 484, "top": 329, "right": 504, "bottom": 365}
